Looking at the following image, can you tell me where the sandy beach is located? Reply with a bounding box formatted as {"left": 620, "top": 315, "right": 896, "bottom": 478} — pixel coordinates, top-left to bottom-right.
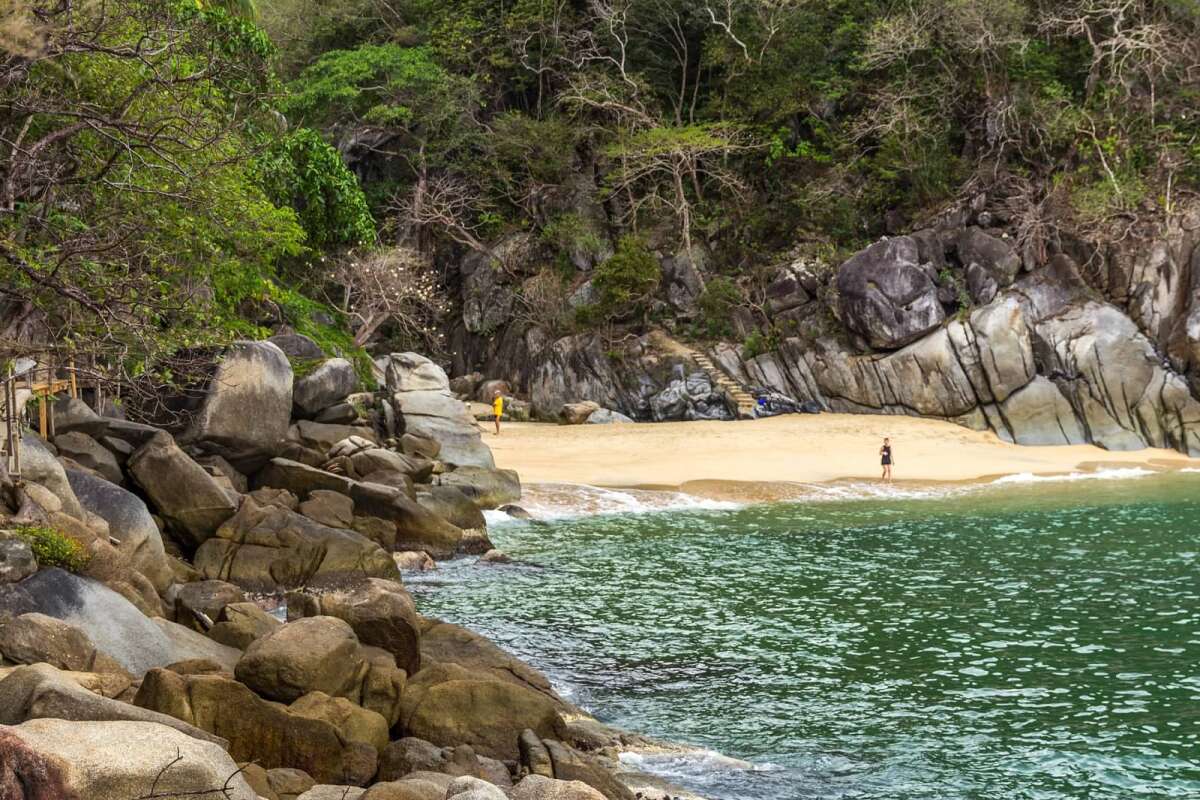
{"left": 488, "top": 415, "right": 1199, "bottom": 497}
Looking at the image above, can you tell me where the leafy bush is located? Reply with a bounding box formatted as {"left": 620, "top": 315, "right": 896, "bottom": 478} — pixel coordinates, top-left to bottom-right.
{"left": 12, "top": 526, "right": 90, "bottom": 573}
{"left": 256, "top": 127, "right": 376, "bottom": 250}
{"left": 589, "top": 237, "right": 662, "bottom": 323}
{"left": 696, "top": 277, "right": 743, "bottom": 339}
{"left": 742, "top": 329, "right": 779, "bottom": 360}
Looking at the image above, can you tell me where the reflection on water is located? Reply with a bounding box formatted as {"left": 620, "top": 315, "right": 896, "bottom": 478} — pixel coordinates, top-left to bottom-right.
{"left": 411, "top": 472, "right": 1200, "bottom": 800}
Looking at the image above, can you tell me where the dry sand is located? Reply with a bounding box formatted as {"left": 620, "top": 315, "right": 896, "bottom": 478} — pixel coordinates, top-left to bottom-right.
{"left": 487, "top": 415, "right": 1198, "bottom": 498}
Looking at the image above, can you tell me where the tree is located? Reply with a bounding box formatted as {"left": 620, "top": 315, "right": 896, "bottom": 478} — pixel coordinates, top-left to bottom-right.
{"left": 330, "top": 247, "right": 448, "bottom": 349}
{"left": 0, "top": 0, "right": 306, "bottom": 395}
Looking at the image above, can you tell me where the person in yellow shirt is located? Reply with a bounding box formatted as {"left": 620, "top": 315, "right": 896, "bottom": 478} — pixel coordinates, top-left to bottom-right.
{"left": 492, "top": 390, "right": 504, "bottom": 435}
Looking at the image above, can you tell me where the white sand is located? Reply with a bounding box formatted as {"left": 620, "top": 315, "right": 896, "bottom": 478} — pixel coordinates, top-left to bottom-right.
{"left": 487, "top": 416, "right": 1197, "bottom": 497}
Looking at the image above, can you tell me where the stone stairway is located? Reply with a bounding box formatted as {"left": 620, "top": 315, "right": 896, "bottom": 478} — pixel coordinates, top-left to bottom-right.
{"left": 650, "top": 332, "right": 757, "bottom": 419}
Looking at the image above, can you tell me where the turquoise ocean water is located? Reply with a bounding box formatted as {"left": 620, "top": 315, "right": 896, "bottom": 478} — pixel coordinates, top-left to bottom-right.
{"left": 408, "top": 470, "right": 1200, "bottom": 799}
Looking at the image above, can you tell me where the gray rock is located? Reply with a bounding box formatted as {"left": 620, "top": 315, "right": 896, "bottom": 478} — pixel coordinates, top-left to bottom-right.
{"left": 194, "top": 498, "right": 399, "bottom": 592}
{"left": 298, "top": 787, "right": 366, "bottom": 800}
{"left": 314, "top": 402, "right": 361, "bottom": 424}
{"left": 384, "top": 353, "right": 451, "bottom": 393}
{"left": 585, "top": 409, "right": 633, "bottom": 424}
{"left": 188, "top": 340, "right": 294, "bottom": 468}
{"left": 957, "top": 227, "right": 1020, "bottom": 291}
{"left": 415, "top": 486, "right": 486, "bottom": 531}
{"left": 173, "top": 580, "right": 246, "bottom": 631}
{"left": 270, "top": 332, "right": 325, "bottom": 360}
{"left": 509, "top": 775, "right": 606, "bottom": 800}
{"left": 559, "top": 401, "right": 600, "bottom": 425}
{"left": 55, "top": 430, "right": 124, "bottom": 484}
{"left": 19, "top": 433, "right": 84, "bottom": 519}
{"left": 0, "top": 663, "right": 226, "bottom": 745}
{"left": 836, "top": 237, "right": 946, "bottom": 349}
{"left": 294, "top": 358, "right": 360, "bottom": 416}
{"left": 67, "top": 468, "right": 173, "bottom": 593}
{"left": 128, "top": 431, "right": 237, "bottom": 550}
{"left": 289, "top": 420, "right": 379, "bottom": 454}
{"left": 661, "top": 248, "right": 706, "bottom": 313}
{"left": 51, "top": 396, "right": 109, "bottom": 438}
{"left": 152, "top": 618, "right": 242, "bottom": 672}
{"left": 0, "top": 537, "right": 36, "bottom": 584}
{"left": 998, "top": 377, "right": 1086, "bottom": 446}
{"left": 437, "top": 466, "right": 521, "bottom": 510}
{"left": 1, "top": 718, "right": 256, "bottom": 799}
{"left": 392, "top": 390, "right": 495, "bottom": 468}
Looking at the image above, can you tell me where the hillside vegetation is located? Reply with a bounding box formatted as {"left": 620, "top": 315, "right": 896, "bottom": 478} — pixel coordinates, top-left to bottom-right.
{"left": 2, "top": 0, "right": 1199, "bottom": 399}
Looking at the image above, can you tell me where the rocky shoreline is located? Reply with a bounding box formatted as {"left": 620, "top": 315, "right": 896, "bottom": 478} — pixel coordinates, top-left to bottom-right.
{"left": 0, "top": 342, "right": 701, "bottom": 800}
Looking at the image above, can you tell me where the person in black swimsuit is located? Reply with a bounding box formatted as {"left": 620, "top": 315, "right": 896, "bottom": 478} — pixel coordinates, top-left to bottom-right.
{"left": 880, "top": 437, "right": 894, "bottom": 482}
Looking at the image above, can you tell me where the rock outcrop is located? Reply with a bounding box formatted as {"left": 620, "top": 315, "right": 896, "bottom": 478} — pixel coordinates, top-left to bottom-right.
{"left": 188, "top": 340, "right": 295, "bottom": 468}
{"left": 0, "top": 718, "right": 258, "bottom": 799}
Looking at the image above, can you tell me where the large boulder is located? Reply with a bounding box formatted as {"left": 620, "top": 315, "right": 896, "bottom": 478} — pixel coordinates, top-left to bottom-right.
{"left": 419, "top": 620, "right": 569, "bottom": 708}
{"left": 50, "top": 396, "right": 109, "bottom": 438}
{"left": 957, "top": 227, "right": 1021, "bottom": 304}
{"left": 173, "top": 580, "right": 246, "bottom": 631}
{"left": 0, "top": 537, "right": 36, "bottom": 585}
{"left": 194, "top": 498, "right": 399, "bottom": 592}
{"left": 559, "top": 402, "right": 600, "bottom": 425}
{"left": 270, "top": 332, "right": 325, "bottom": 360}
{"left": 289, "top": 690, "right": 390, "bottom": 752}
{"left": 415, "top": 487, "right": 486, "bottom": 531}
{"left": 436, "top": 467, "right": 521, "bottom": 510}
{"left": 294, "top": 358, "right": 360, "bottom": 416}
{"left": 289, "top": 421, "right": 379, "bottom": 454}
{"left": 135, "top": 668, "right": 377, "bottom": 786}
{"left": 0, "top": 613, "right": 127, "bottom": 675}
{"left": 10, "top": 568, "right": 232, "bottom": 677}
{"left": 0, "top": 718, "right": 258, "bottom": 800}
{"left": 401, "top": 662, "right": 565, "bottom": 761}
{"left": 53, "top": 431, "right": 123, "bottom": 485}
{"left": 208, "top": 601, "right": 282, "bottom": 650}
{"left": 384, "top": 353, "right": 451, "bottom": 393}
{"left": 1034, "top": 301, "right": 1200, "bottom": 454}
{"left": 286, "top": 578, "right": 421, "bottom": 675}
{"left": 67, "top": 468, "right": 173, "bottom": 593}
{"left": 18, "top": 434, "right": 83, "bottom": 519}
{"left": 0, "top": 663, "right": 224, "bottom": 745}
{"left": 128, "top": 431, "right": 237, "bottom": 550}
{"left": 256, "top": 457, "right": 357, "bottom": 497}
{"left": 152, "top": 618, "right": 242, "bottom": 673}
{"left": 836, "top": 236, "right": 946, "bottom": 350}
{"left": 392, "top": 390, "right": 495, "bottom": 469}
{"left": 236, "top": 616, "right": 366, "bottom": 704}
{"left": 350, "top": 482, "right": 463, "bottom": 559}
{"left": 188, "top": 340, "right": 294, "bottom": 468}
{"left": 510, "top": 776, "right": 606, "bottom": 800}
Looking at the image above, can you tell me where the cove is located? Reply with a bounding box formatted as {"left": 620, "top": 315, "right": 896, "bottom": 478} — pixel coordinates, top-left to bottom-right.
{"left": 409, "top": 472, "right": 1200, "bottom": 800}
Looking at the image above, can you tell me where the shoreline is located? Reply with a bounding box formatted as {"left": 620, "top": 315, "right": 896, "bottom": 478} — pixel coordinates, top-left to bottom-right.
{"left": 489, "top": 416, "right": 1199, "bottom": 493}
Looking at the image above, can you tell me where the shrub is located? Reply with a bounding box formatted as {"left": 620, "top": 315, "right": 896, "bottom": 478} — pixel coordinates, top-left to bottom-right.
{"left": 590, "top": 236, "right": 662, "bottom": 323}
{"left": 696, "top": 277, "right": 743, "bottom": 339}
{"left": 12, "top": 525, "right": 90, "bottom": 573}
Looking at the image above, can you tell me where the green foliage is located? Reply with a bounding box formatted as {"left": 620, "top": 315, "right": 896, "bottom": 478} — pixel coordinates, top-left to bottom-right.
{"left": 257, "top": 128, "right": 376, "bottom": 250}
{"left": 12, "top": 526, "right": 90, "bottom": 573}
{"left": 742, "top": 329, "right": 780, "bottom": 360}
{"left": 695, "top": 277, "right": 743, "bottom": 339}
{"left": 588, "top": 237, "right": 663, "bottom": 322}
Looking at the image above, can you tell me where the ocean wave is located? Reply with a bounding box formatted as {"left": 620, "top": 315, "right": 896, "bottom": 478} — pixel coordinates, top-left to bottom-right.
{"left": 989, "top": 467, "right": 1156, "bottom": 485}
{"left": 514, "top": 483, "right": 743, "bottom": 520}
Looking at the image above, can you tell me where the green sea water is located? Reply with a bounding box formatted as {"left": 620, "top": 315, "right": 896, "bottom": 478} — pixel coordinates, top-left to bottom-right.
{"left": 408, "top": 471, "right": 1200, "bottom": 800}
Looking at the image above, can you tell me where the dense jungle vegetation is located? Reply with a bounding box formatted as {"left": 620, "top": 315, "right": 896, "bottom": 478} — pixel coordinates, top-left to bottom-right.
{"left": 2, "top": 0, "right": 1198, "bottom": 396}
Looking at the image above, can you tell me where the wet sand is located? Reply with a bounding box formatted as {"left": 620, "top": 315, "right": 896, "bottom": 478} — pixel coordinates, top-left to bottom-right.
{"left": 487, "top": 416, "right": 1198, "bottom": 496}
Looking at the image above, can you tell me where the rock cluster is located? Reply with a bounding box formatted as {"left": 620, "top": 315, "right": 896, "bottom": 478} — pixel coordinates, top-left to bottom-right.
{"left": 440, "top": 198, "right": 1200, "bottom": 455}
{"left": 0, "top": 341, "right": 674, "bottom": 800}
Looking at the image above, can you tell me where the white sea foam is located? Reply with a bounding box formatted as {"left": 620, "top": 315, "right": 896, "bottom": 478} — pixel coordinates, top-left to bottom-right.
{"left": 516, "top": 482, "right": 742, "bottom": 520}
{"left": 620, "top": 747, "right": 772, "bottom": 778}
{"left": 989, "top": 467, "right": 1156, "bottom": 485}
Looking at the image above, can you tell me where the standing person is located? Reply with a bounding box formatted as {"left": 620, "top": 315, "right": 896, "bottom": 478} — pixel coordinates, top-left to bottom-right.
{"left": 880, "top": 437, "right": 894, "bottom": 482}
{"left": 492, "top": 390, "right": 504, "bottom": 436}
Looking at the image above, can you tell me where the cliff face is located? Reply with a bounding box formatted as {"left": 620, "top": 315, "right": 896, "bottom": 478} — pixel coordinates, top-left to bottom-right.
{"left": 444, "top": 193, "right": 1200, "bottom": 457}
